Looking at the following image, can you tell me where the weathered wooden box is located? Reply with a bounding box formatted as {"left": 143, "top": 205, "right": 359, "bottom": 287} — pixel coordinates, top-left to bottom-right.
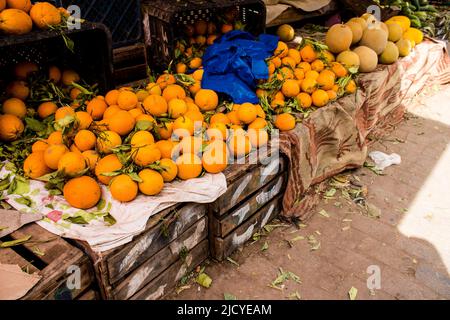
{"left": 0, "top": 223, "right": 95, "bottom": 300}
{"left": 209, "top": 152, "right": 287, "bottom": 261}
{"left": 74, "top": 203, "right": 209, "bottom": 300}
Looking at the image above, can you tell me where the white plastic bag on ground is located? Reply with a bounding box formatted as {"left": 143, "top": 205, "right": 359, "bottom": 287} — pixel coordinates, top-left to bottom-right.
{"left": 369, "top": 151, "right": 402, "bottom": 171}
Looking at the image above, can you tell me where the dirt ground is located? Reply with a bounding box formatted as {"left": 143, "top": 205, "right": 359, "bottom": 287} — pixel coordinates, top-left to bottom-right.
{"left": 168, "top": 85, "right": 450, "bottom": 300}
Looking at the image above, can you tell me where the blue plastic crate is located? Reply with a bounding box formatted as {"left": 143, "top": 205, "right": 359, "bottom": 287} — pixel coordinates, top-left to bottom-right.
{"left": 49, "top": 0, "right": 142, "bottom": 48}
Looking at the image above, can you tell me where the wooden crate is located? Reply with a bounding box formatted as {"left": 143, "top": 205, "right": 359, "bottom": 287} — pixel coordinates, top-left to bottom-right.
{"left": 208, "top": 152, "right": 287, "bottom": 261}
{"left": 75, "top": 202, "right": 209, "bottom": 300}
{"left": 0, "top": 223, "right": 95, "bottom": 300}
{"left": 113, "top": 43, "right": 147, "bottom": 86}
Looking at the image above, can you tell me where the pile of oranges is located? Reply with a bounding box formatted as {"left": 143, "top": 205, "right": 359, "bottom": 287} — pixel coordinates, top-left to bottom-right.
{"left": 257, "top": 40, "right": 357, "bottom": 112}
{"left": 0, "top": 1, "right": 67, "bottom": 35}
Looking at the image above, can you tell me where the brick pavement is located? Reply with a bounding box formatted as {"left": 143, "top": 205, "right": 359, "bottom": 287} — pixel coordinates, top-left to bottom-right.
{"left": 169, "top": 86, "right": 450, "bottom": 300}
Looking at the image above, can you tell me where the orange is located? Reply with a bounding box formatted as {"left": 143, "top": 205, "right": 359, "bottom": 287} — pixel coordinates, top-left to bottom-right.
{"left": 156, "top": 74, "right": 176, "bottom": 90}
{"left": 189, "top": 57, "right": 202, "bottom": 69}
{"left": 0, "top": 9, "right": 32, "bottom": 35}
{"left": 195, "top": 89, "right": 218, "bottom": 111}
{"left": 132, "top": 143, "right": 161, "bottom": 167}
{"left": 13, "top": 60, "right": 37, "bottom": 79}
{"left": 296, "top": 92, "right": 312, "bottom": 108}
{"left": 186, "top": 102, "right": 200, "bottom": 112}
{"left": 192, "top": 69, "right": 204, "bottom": 81}
{"left": 47, "top": 131, "right": 63, "bottom": 145}
{"left": 294, "top": 68, "right": 305, "bottom": 80}
{"left": 103, "top": 105, "right": 121, "bottom": 119}
{"left": 63, "top": 176, "right": 101, "bottom": 209}
{"left": 43, "top": 144, "right": 68, "bottom": 170}
{"left": 96, "top": 130, "right": 122, "bottom": 154}
{"left": 311, "top": 59, "right": 325, "bottom": 72}
{"left": 70, "top": 144, "right": 82, "bottom": 154}
{"left": 209, "top": 112, "right": 230, "bottom": 124}
{"left": 184, "top": 110, "right": 204, "bottom": 124}
{"left": 94, "top": 119, "right": 110, "bottom": 132}
{"left": 105, "top": 89, "right": 120, "bottom": 106}
{"left": 248, "top": 129, "right": 269, "bottom": 148}
{"left": 176, "top": 153, "right": 203, "bottom": 180}
{"left": 275, "top": 113, "right": 296, "bottom": 131}
{"left": 281, "top": 79, "right": 300, "bottom": 98}
{"left": 301, "top": 77, "right": 317, "bottom": 94}
{"left": 131, "top": 130, "right": 155, "bottom": 148}
{"left": 256, "top": 88, "right": 268, "bottom": 98}
{"left": 202, "top": 140, "right": 228, "bottom": 174}
{"left": 300, "top": 45, "right": 317, "bottom": 63}
{"left": 87, "top": 97, "right": 107, "bottom": 120}
{"left": 54, "top": 106, "right": 75, "bottom": 122}
{"left": 327, "top": 90, "right": 337, "bottom": 101}
{"left": 128, "top": 107, "right": 143, "bottom": 119}
{"left": 176, "top": 62, "right": 188, "bottom": 74}
{"left": 138, "top": 169, "right": 164, "bottom": 195}
{"left": 162, "top": 84, "right": 186, "bottom": 102}
{"left": 29, "top": 2, "right": 61, "bottom": 29}
{"left": 273, "top": 91, "right": 285, "bottom": 101}
{"left": 3, "top": 97, "right": 27, "bottom": 119}
{"left": 31, "top": 140, "right": 48, "bottom": 153}
{"left": 278, "top": 67, "right": 294, "bottom": 79}
{"left": 136, "top": 90, "right": 149, "bottom": 102}
{"left": 48, "top": 65, "right": 61, "bottom": 83}
{"left": 316, "top": 70, "right": 336, "bottom": 90}
{"left": 271, "top": 56, "right": 281, "bottom": 68}
{"left": 146, "top": 82, "right": 162, "bottom": 96}
{"left": 95, "top": 154, "right": 123, "bottom": 185}
{"left": 143, "top": 94, "right": 168, "bottom": 116}
{"left": 229, "top": 133, "right": 252, "bottom": 157}
{"left": 297, "top": 62, "right": 311, "bottom": 73}
{"left": 157, "top": 122, "right": 174, "bottom": 140}
{"left": 281, "top": 56, "right": 296, "bottom": 69}
{"left": 74, "top": 129, "right": 96, "bottom": 151}
{"left": 248, "top": 118, "right": 268, "bottom": 130}
{"left": 23, "top": 151, "right": 52, "bottom": 179}
{"left": 61, "top": 69, "right": 80, "bottom": 86}
{"left": 82, "top": 150, "right": 100, "bottom": 171}
{"left": 275, "top": 41, "right": 288, "bottom": 57}
{"left": 108, "top": 110, "right": 136, "bottom": 136}
{"left": 57, "top": 151, "right": 86, "bottom": 176}
{"left": 173, "top": 116, "right": 194, "bottom": 137}
{"left": 345, "top": 79, "right": 357, "bottom": 94}
{"left": 207, "top": 122, "right": 228, "bottom": 141}
{"left": 305, "top": 70, "right": 319, "bottom": 80}
{"left": 6, "top": 80, "right": 29, "bottom": 100}
{"left": 136, "top": 114, "right": 156, "bottom": 126}
{"left": 189, "top": 81, "right": 201, "bottom": 95}
{"left": 226, "top": 110, "right": 241, "bottom": 126}
{"left": 168, "top": 99, "right": 187, "bottom": 118}
{"left": 110, "top": 174, "right": 138, "bottom": 202}
{"left": 70, "top": 87, "right": 82, "bottom": 100}
{"left": 271, "top": 99, "right": 285, "bottom": 109}
{"left": 331, "top": 62, "right": 348, "bottom": 78}
{"left": 159, "top": 158, "right": 177, "bottom": 182}
{"left": 237, "top": 103, "right": 257, "bottom": 124}
{"left": 75, "top": 111, "right": 93, "bottom": 130}
{"left": 117, "top": 90, "right": 138, "bottom": 111}
{"left": 255, "top": 104, "right": 265, "bottom": 118}
{"left": 288, "top": 48, "right": 301, "bottom": 64}
{"left": 312, "top": 89, "right": 330, "bottom": 107}
{"left": 37, "top": 101, "right": 57, "bottom": 119}
{"left": 156, "top": 140, "right": 175, "bottom": 159}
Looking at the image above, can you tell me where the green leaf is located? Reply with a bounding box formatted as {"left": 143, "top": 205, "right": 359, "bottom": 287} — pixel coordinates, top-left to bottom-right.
{"left": 348, "top": 286, "right": 358, "bottom": 300}
{"left": 11, "top": 177, "right": 30, "bottom": 195}
{"left": 25, "top": 117, "right": 45, "bottom": 132}
{"left": 104, "top": 213, "right": 116, "bottom": 226}
{"left": 0, "top": 235, "right": 31, "bottom": 248}
{"left": 135, "top": 120, "right": 154, "bottom": 131}
{"left": 128, "top": 172, "right": 143, "bottom": 183}
{"left": 101, "top": 171, "right": 122, "bottom": 177}
{"left": 197, "top": 273, "right": 212, "bottom": 288}
{"left": 226, "top": 257, "right": 240, "bottom": 267}
{"left": 261, "top": 241, "right": 269, "bottom": 251}
{"left": 318, "top": 209, "right": 330, "bottom": 218}
{"left": 96, "top": 198, "right": 106, "bottom": 211}
{"left": 224, "top": 293, "right": 237, "bottom": 300}
{"left": 14, "top": 196, "right": 33, "bottom": 207}
{"left": 64, "top": 215, "right": 88, "bottom": 225}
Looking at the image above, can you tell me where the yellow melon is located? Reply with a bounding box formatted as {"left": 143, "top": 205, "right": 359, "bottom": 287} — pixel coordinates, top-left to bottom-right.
{"left": 325, "top": 24, "right": 353, "bottom": 54}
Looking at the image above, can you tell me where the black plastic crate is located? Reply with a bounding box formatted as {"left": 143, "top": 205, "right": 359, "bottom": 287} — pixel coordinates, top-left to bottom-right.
{"left": 0, "top": 22, "right": 114, "bottom": 93}
{"left": 142, "top": 0, "right": 266, "bottom": 71}
{"left": 49, "top": 0, "right": 142, "bottom": 48}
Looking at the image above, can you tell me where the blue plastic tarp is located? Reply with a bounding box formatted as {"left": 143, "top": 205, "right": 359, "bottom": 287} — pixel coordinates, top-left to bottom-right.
{"left": 201, "top": 30, "right": 279, "bottom": 104}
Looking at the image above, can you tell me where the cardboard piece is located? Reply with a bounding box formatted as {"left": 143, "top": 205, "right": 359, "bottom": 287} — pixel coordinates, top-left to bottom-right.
{"left": 0, "top": 264, "right": 41, "bottom": 300}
